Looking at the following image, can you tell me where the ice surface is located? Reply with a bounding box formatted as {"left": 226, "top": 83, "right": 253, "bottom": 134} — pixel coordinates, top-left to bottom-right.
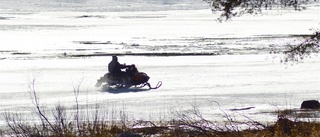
{"left": 0, "top": 55, "right": 319, "bottom": 124}
{"left": 0, "top": 0, "right": 320, "bottom": 124}
{"left": 1, "top": 6, "right": 319, "bottom": 59}
{"left": 0, "top": 0, "right": 209, "bottom": 12}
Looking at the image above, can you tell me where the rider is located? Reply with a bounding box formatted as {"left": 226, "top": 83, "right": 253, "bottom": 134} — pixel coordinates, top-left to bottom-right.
{"left": 108, "top": 56, "right": 129, "bottom": 76}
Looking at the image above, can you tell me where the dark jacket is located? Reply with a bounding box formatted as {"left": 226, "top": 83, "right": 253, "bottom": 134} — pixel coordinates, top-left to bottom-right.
{"left": 108, "top": 60, "right": 126, "bottom": 75}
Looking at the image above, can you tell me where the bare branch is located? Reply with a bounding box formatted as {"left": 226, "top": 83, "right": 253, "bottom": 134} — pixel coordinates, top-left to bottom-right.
{"left": 27, "top": 75, "right": 58, "bottom": 134}
{"left": 205, "top": 0, "right": 319, "bottom": 21}
{"left": 282, "top": 31, "right": 320, "bottom": 63}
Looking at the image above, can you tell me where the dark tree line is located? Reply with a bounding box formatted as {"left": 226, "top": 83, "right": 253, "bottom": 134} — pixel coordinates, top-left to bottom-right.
{"left": 204, "top": 0, "right": 319, "bottom": 62}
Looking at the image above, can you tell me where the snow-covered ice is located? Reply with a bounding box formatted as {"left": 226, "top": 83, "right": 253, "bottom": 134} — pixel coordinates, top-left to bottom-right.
{"left": 0, "top": 0, "right": 320, "bottom": 124}
{"left": 0, "top": 55, "right": 319, "bottom": 123}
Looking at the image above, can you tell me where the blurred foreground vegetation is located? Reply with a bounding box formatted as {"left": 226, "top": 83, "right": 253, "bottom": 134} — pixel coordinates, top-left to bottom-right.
{"left": 2, "top": 109, "right": 320, "bottom": 137}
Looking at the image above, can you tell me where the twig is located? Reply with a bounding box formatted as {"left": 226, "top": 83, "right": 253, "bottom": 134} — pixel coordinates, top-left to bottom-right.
{"left": 28, "top": 75, "right": 58, "bottom": 134}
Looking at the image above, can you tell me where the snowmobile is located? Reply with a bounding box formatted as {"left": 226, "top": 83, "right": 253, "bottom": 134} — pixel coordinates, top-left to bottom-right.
{"left": 95, "top": 65, "right": 162, "bottom": 90}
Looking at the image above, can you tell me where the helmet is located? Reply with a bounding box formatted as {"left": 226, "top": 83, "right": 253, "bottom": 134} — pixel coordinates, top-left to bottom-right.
{"left": 112, "top": 56, "right": 118, "bottom": 61}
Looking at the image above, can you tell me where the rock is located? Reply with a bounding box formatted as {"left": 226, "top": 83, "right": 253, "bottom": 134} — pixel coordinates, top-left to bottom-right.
{"left": 300, "top": 100, "right": 320, "bottom": 109}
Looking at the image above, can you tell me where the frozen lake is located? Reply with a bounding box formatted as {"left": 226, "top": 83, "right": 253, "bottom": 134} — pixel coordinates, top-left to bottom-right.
{"left": 0, "top": 0, "right": 320, "bottom": 124}
{"left": 0, "top": 55, "right": 319, "bottom": 124}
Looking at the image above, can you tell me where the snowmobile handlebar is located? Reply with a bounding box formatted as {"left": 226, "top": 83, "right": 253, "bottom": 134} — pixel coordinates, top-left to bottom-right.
{"left": 123, "top": 64, "right": 135, "bottom": 67}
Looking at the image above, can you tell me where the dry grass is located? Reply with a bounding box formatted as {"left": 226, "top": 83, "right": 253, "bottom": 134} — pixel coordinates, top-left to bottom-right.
{"left": 2, "top": 77, "right": 320, "bottom": 136}
{"left": 3, "top": 116, "right": 320, "bottom": 137}
{"left": 3, "top": 104, "right": 320, "bottom": 137}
